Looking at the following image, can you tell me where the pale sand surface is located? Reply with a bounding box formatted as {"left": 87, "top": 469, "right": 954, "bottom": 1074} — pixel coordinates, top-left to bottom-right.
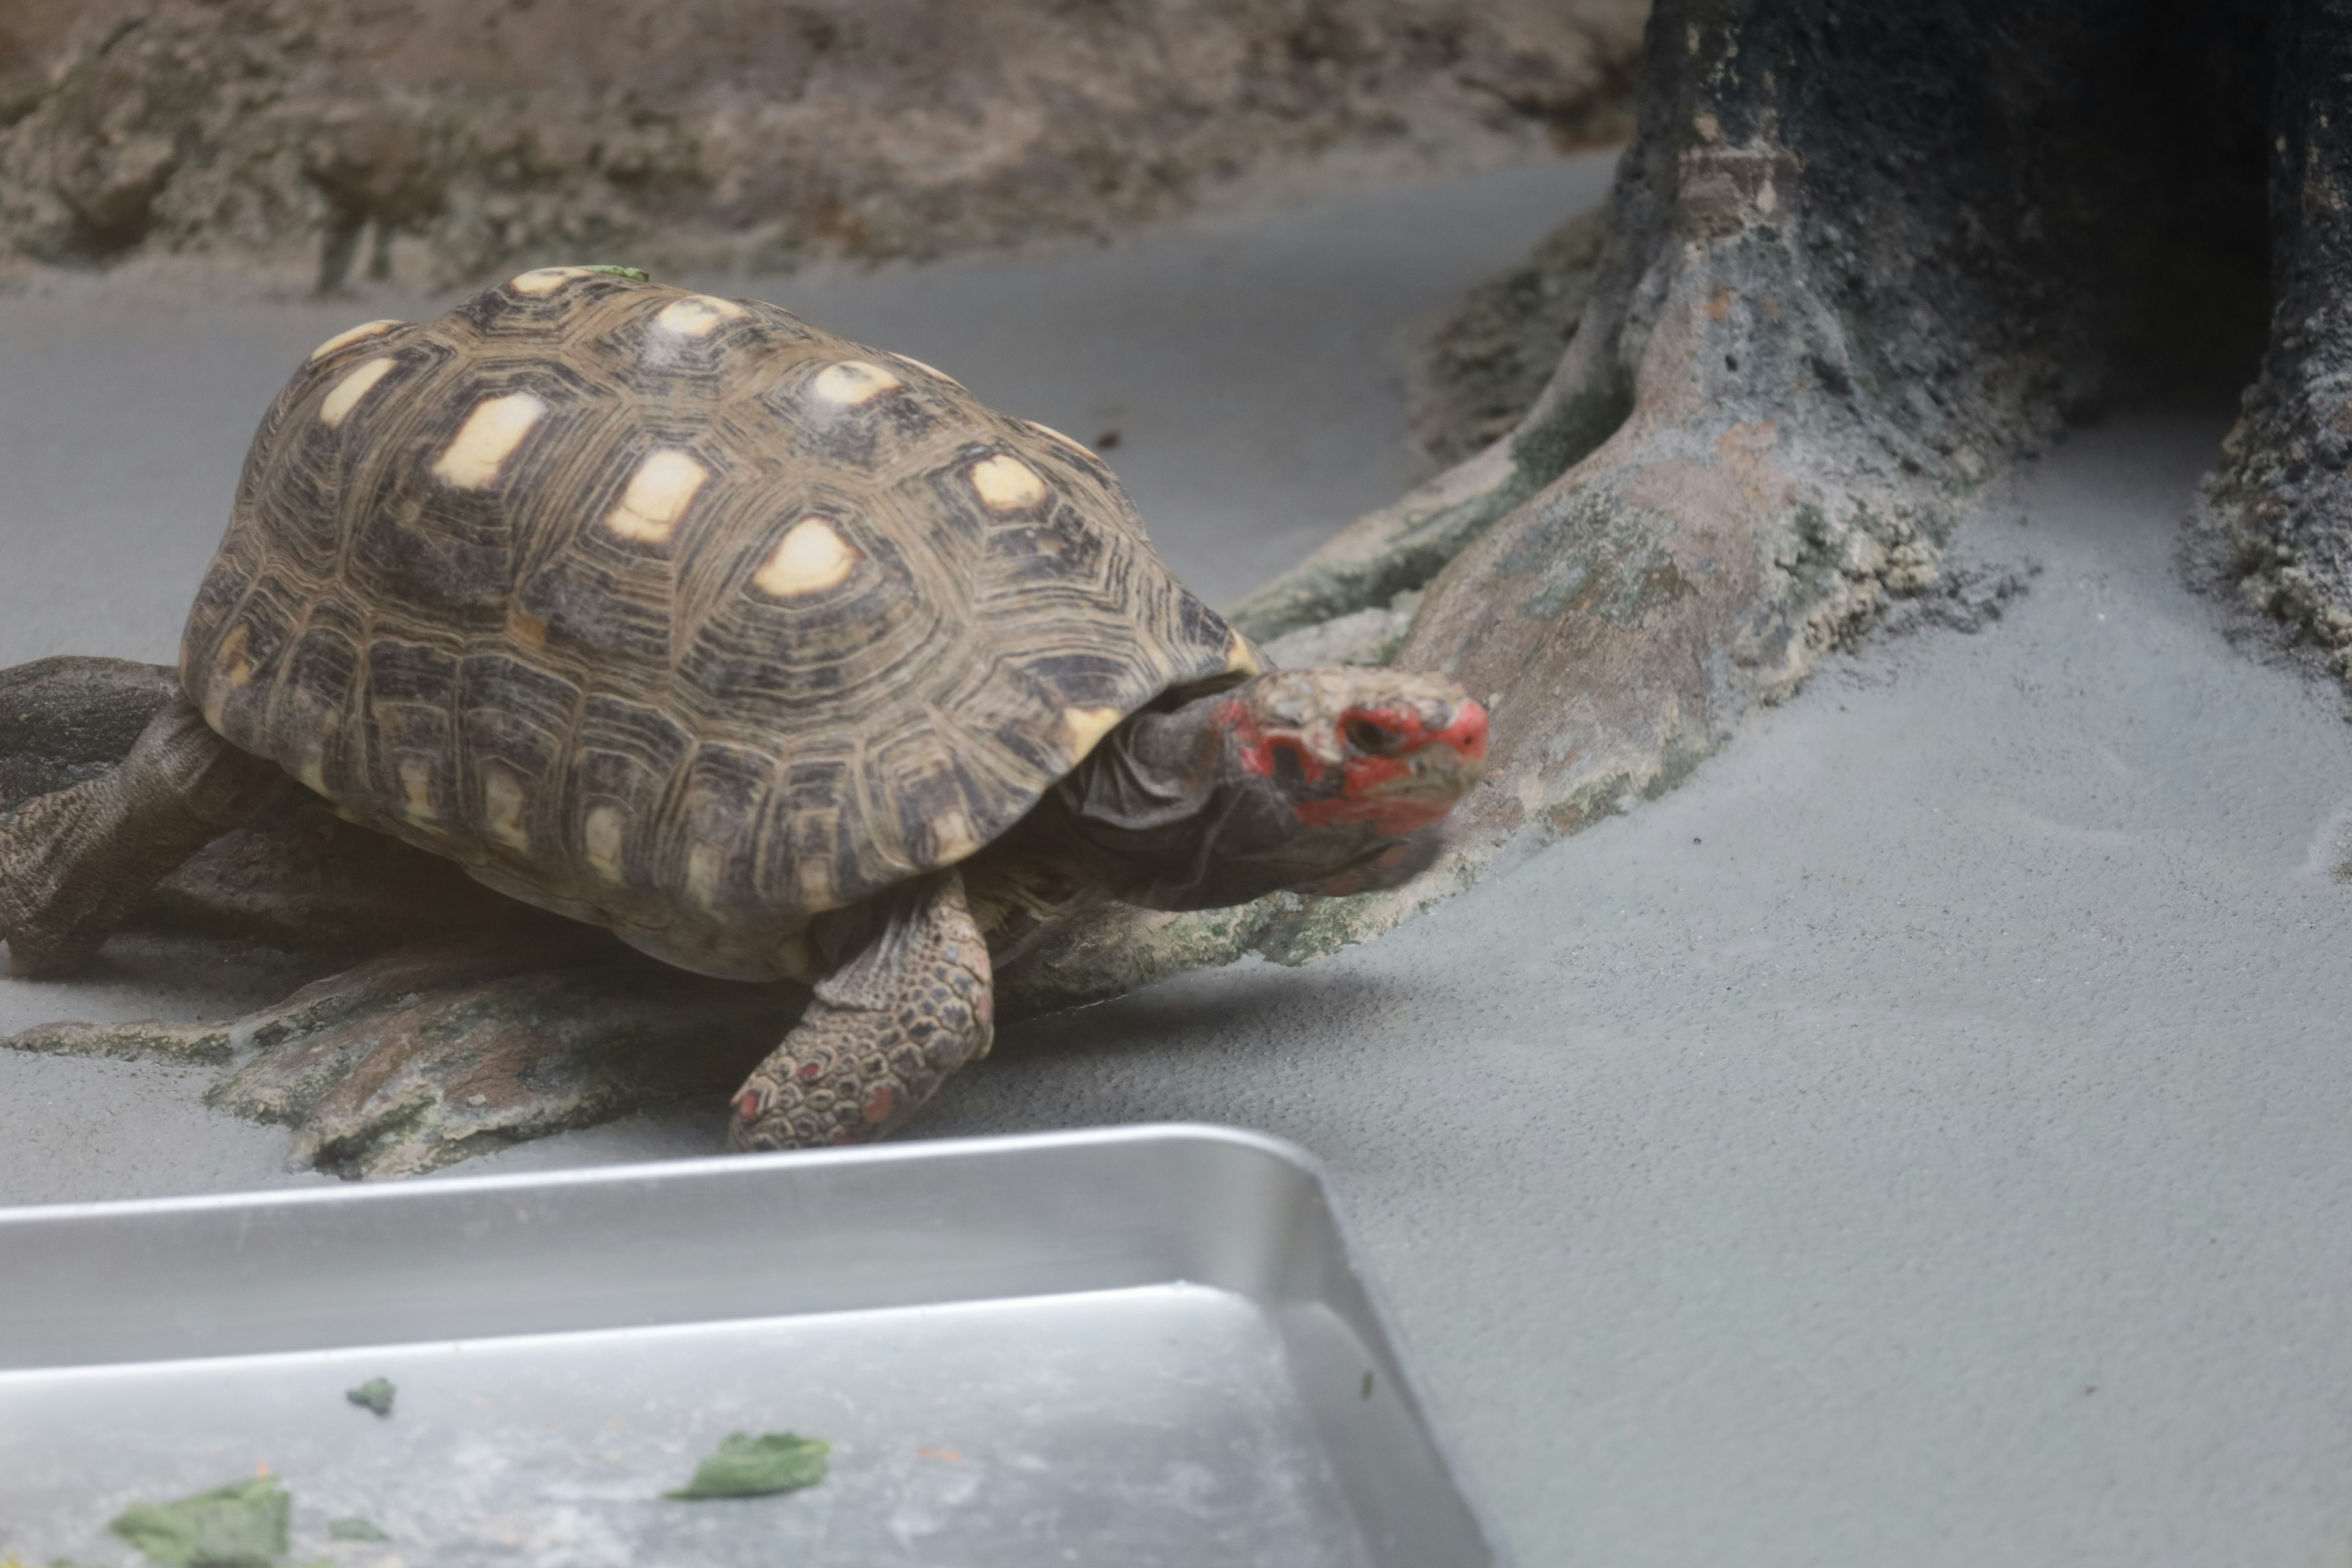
{"left": 7, "top": 149, "right": 2352, "bottom": 1566}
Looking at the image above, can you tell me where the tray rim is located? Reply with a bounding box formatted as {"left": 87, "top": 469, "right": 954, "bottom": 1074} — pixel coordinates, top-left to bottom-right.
{"left": 0, "top": 1120, "right": 1316, "bottom": 1227}
{"left": 0, "top": 1121, "right": 1512, "bottom": 1566}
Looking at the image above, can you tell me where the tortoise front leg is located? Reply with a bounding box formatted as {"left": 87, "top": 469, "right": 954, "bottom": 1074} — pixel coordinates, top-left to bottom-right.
{"left": 729, "top": 868, "right": 993, "bottom": 1151}
{"left": 0, "top": 693, "right": 286, "bottom": 975}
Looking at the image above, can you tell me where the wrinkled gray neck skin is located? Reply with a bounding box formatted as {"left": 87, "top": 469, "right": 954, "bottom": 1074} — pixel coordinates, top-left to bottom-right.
{"left": 1044, "top": 694, "right": 1243, "bottom": 908}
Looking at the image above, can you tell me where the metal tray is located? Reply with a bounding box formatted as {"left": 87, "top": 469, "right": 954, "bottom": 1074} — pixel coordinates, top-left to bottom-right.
{"left": 0, "top": 1124, "right": 1504, "bottom": 1567}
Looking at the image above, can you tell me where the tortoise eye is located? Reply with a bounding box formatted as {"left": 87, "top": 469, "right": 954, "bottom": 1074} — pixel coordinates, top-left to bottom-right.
{"left": 1344, "top": 716, "right": 1402, "bottom": 755}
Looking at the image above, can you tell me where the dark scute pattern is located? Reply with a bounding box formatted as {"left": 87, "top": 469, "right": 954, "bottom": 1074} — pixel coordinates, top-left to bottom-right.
{"left": 179, "top": 271, "right": 1244, "bottom": 972}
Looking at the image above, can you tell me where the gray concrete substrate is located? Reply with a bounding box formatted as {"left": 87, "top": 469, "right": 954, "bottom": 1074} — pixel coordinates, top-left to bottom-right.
{"left": 6, "top": 151, "right": 2352, "bottom": 1566}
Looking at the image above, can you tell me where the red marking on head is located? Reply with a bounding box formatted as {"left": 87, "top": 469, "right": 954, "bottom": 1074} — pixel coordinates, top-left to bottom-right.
{"left": 1294, "top": 700, "right": 1489, "bottom": 834}
{"left": 862, "top": 1084, "right": 897, "bottom": 1124}
{"left": 1226, "top": 698, "right": 1327, "bottom": 785}
{"left": 1435, "top": 701, "right": 1489, "bottom": 763}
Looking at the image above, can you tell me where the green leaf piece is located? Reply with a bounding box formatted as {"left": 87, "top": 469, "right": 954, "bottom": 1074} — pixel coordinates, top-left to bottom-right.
{"left": 107, "top": 1477, "right": 289, "bottom": 1567}
{"left": 326, "top": 1517, "right": 391, "bottom": 1542}
{"left": 344, "top": 1377, "right": 396, "bottom": 1417}
{"left": 577, "top": 265, "right": 650, "bottom": 282}
{"left": 665, "top": 1431, "right": 831, "bottom": 1500}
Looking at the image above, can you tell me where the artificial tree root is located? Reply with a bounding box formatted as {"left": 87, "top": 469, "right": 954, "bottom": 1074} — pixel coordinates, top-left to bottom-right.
{"left": 197, "top": 922, "right": 801, "bottom": 1178}
{"left": 1, "top": 919, "right": 804, "bottom": 1178}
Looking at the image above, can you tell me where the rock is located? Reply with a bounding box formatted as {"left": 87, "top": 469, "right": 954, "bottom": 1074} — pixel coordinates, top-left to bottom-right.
{"left": 0, "top": 0, "right": 1645, "bottom": 288}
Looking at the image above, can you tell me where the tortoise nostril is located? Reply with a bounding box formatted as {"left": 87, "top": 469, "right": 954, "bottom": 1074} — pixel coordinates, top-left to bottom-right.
{"left": 1445, "top": 703, "right": 1490, "bottom": 761}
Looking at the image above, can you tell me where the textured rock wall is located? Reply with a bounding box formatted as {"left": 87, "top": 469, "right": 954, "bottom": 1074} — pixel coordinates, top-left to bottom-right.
{"left": 0, "top": 0, "right": 1643, "bottom": 289}
{"left": 2195, "top": 0, "right": 2352, "bottom": 673}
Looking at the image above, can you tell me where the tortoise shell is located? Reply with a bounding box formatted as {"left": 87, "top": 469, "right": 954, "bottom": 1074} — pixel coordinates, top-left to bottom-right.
{"left": 180, "top": 267, "right": 1254, "bottom": 981}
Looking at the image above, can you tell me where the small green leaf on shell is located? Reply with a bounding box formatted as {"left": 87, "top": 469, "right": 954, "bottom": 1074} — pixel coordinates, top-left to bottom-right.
{"left": 107, "top": 1477, "right": 289, "bottom": 1567}
{"left": 326, "top": 1517, "right": 392, "bottom": 1542}
{"left": 345, "top": 1377, "right": 396, "bottom": 1417}
{"left": 665, "top": 1431, "right": 831, "bottom": 1499}
{"left": 578, "top": 265, "right": 650, "bottom": 282}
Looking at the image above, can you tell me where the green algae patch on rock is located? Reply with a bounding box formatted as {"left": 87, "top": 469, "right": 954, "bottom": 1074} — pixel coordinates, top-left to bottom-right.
{"left": 325, "top": 1518, "right": 391, "bottom": 1542}
{"left": 666, "top": 1431, "right": 831, "bottom": 1499}
{"left": 107, "top": 1477, "right": 289, "bottom": 1567}
{"left": 344, "top": 1377, "right": 395, "bottom": 1417}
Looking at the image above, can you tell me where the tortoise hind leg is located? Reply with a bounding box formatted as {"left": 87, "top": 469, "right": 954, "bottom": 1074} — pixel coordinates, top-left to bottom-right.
{"left": 730, "top": 868, "right": 993, "bottom": 1151}
{"left": 0, "top": 693, "right": 286, "bottom": 976}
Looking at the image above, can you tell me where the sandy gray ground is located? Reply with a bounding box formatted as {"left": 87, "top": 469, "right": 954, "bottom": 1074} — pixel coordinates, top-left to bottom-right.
{"left": 7, "top": 151, "right": 2352, "bottom": 1566}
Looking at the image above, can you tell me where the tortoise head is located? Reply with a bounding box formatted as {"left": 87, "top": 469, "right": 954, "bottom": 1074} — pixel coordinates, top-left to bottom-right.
{"left": 1208, "top": 668, "right": 1487, "bottom": 895}
{"left": 1068, "top": 666, "right": 1484, "bottom": 911}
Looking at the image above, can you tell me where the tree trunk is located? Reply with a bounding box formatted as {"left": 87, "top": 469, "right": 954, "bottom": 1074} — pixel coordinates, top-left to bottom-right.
{"left": 1009, "top": 0, "right": 2277, "bottom": 1011}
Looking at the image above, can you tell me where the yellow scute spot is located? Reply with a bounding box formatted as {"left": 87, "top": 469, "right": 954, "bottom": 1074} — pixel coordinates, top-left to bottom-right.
{"left": 215, "top": 624, "right": 254, "bottom": 687}
{"left": 809, "top": 361, "right": 902, "bottom": 405}
{"left": 584, "top": 804, "right": 626, "bottom": 881}
{"left": 308, "top": 319, "right": 402, "bottom": 360}
{"left": 686, "top": 842, "right": 726, "bottom": 908}
{"left": 754, "top": 517, "right": 858, "bottom": 597}
{"left": 399, "top": 758, "right": 437, "bottom": 823}
{"left": 506, "top": 604, "right": 549, "bottom": 649}
{"left": 510, "top": 266, "right": 595, "bottom": 295}
{"left": 483, "top": 769, "right": 530, "bottom": 851}
{"left": 1060, "top": 704, "right": 1125, "bottom": 763}
{"left": 652, "top": 295, "right": 747, "bottom": 337}
{"left": 298, "top": 752, "right": 328, "bottom": 796}
{"left": 432, "top": 393, "right": 547, "bottom": 488}
{"left": 1224, "top": 629, "right": 1261, "bottom": 677}
{"left": 320, "top": 356, "right": 397, "bottom": 428}
{"left": 970, "top": 454, "right": 1047, "bottom": 513}
{"left": 605, "top": 449, "right": 709, "bottom": 545}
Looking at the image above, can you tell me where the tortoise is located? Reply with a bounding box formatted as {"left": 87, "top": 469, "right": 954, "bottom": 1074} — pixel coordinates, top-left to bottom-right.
{"left": 0, "top": 265, "right": 1487, "bottom": 1151}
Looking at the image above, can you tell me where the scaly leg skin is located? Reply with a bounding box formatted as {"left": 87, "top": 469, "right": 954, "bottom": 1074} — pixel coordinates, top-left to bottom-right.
{"left": 731, "top": 868, "right": 994, "bottom": 1151}
{"left": 0, "top": 693, "right": 287, "bottom": 976}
